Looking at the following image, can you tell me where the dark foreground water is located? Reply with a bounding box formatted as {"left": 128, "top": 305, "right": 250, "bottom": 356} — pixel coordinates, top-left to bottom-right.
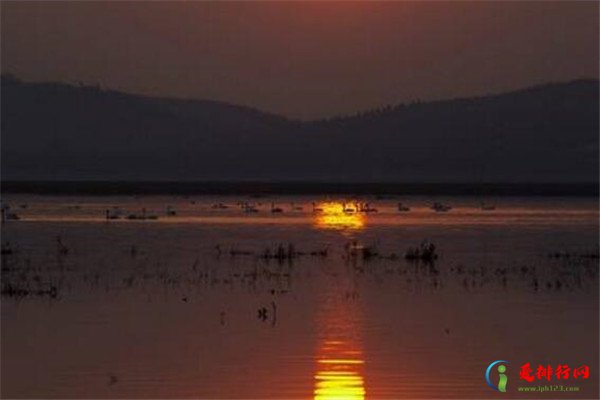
{"left": 1, "top": 195, "right": 598, "bottom": 399}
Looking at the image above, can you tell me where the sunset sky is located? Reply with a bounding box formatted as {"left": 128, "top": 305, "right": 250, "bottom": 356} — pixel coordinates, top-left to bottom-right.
{"left": 1, "top": 1, "right": 598, "bottom": 119}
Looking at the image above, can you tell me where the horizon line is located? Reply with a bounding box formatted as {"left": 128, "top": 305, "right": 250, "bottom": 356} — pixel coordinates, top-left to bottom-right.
{"left": 2, "top": 181, "right": 597, "bottom": 197}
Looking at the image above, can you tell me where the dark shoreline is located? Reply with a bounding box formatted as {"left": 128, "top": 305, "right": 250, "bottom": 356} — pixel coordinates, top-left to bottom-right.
{"left": 1, "top": 181, "right": 598, "bottom": 196}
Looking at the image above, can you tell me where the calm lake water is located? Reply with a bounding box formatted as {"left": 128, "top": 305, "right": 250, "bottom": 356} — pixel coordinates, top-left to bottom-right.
{"left": 1, "top": 195, "right": 598, "bottom": 399}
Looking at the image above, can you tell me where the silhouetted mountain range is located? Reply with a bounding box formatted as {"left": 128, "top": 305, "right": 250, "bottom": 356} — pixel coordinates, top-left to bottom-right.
{"left": 1, "top": 75, "right": 598, "bottom": 182}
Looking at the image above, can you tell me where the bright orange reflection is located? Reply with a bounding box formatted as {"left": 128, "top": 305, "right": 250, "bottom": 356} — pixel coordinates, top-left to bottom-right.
{"left": 314, "top": 340, "right": 366, "bottom": 400}
{"left": 314, "top": 283, "right": 365, "bottom": 400}
{"left": 314, "top": 202, "right": 365, "bottom": 231}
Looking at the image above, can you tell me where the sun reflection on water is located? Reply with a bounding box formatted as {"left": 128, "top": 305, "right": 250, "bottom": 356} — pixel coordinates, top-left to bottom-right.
{"left": 314, "top": 340, "right": 366, "bottom": 400}
{"left": 313, "top": 281, "right": 366, "bottom": 400}
{"left": 314, "top": 202, "right": 366, "bottom": 232}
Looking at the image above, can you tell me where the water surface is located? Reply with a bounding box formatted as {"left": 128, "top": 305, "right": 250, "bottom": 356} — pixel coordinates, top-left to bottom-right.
{"left": 1, "top": 195, "right": 598, "bottom": 398}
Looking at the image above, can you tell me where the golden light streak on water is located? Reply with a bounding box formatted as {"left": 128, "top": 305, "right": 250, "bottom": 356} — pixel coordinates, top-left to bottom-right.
{"left": 314, "top": 202, "right": 365, "bottom": 231}
{"left": 314, "top": 282, "right": 366, "bottom": 400}
{"left": 314, "top": 340, "right": 366, "bottom": 400}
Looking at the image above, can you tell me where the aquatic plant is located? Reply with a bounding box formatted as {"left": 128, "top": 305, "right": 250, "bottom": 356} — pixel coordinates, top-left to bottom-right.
{"left": 405, "top": 241, "right": 438, "bottom": 263}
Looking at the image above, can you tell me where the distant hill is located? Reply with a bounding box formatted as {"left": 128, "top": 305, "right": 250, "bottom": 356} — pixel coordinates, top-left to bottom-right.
{"left": 1, "top": 75, "right": 598, "bottom": 182}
